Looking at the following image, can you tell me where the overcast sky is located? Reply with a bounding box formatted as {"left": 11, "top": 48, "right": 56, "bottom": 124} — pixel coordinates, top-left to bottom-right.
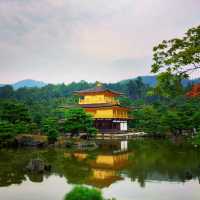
{"left": 0, "top": 0, "right": 199, "bottom": 84}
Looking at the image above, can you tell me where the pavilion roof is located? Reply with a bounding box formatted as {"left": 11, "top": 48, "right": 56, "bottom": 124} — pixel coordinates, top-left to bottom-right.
{"left": 74, "top": 85, "right": 122, "bottom": 96}
{"left": 79, "top": 103, "right": 130, "bottom": 110}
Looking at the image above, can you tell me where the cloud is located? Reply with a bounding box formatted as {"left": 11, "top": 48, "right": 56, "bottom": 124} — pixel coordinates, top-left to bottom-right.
{"left": 0, "top": 0, "right": 199, "bottom": 83}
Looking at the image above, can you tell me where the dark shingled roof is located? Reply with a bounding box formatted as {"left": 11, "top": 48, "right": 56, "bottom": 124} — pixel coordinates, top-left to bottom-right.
{"left": 80, "top": 103, "right": 114, "bottom": 108}
{"left": 74, "top": 86, "right": 122, "bottom": 96}
{"left": 79, "top": 103, "right": 129, "bottom": 110}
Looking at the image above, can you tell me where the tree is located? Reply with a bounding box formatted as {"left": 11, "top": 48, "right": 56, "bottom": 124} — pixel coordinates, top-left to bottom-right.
{"left": 151, "top": 25, "right": 200, "bottom": 77}
{"left": 160, "top": 110, "right": 183, "bottom": 135}
{"left": 42, "top": 117, "right": 58, "bottom": 133}
{"left": 132, "top": 105, "right": 166, "bottom": 135}
{"left": 0, "top": 100, "right": 32, "bottom": 140}
{"left": 151, "top": 25, "right": 200, "bottom": 98}
{"left": 64, "top": 186, "right": 103, "bottom": 200}
{"left": 132, "top": 96, "right": 200, "bottom": 137}
{"left": 63, "top": 108, "right": 97, "bottom": 137}
{"left": 47, "top": 128, "right": 59, "bottom": 143}
{"left": 153, "top": 72, "right": 183, "bottom": 97}
{"left": 127, "top": 77, "right": 148, "bottom": 99}
{"left": 14, "top": 122, "right": 30, "bottom": 134}
{"left": 0, "top": 120, "right": 15, "bottom": 141}
{"left": 0, "top": 85, "right": 14, "bottom": 99}
{"left": 42, "top": 117, "right": 59, "bottom": 143}
{"left": 0, "top": 100, "right": 31, "bottom": 124}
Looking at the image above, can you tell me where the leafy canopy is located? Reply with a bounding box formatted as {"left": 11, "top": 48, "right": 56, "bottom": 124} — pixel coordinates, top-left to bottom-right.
{"left": 152, "top": 25, "right": 200, "bottom": 77}
{"left": 132, "top": 97, "right": 200, "bottom": 136}
{"left": 151, "top": 25, "right": 200, "bottom": 97}
{"left": 63, "top": 108, "right": 97, "bottom": 136}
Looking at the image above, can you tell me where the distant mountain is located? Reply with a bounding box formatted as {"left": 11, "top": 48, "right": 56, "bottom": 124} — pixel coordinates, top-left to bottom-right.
{"left": 120, "top": 75, "right": 200, "bottom": 87}
{"left": 12, "top": 79, "right": 47, "bottom": 90}
{"left": 119, "top": 75, "right": 157, "bottom": 86}
{"left": 0, "top": 79, "right": 47, "bottom": 90}
{"left": 139, "top": 76, "right": 157, "bottom": 86}
{"left": 0, "top": 76, "right": 200, "bottom": 90}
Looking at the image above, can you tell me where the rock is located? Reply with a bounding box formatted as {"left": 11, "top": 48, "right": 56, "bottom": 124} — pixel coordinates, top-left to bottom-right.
{"left": 26, "top": 159, "right": 51, "bottom": 173}
{"left": 44, "top": 164, "right": 51, "bottom": 171}
{"left": 185, "top": 171, "right": 193, "bottom": 180}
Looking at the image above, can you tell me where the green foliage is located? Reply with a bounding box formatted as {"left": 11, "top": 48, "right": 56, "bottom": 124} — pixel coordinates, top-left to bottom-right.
{"left": 132, "top": 105, "right": 166, "bottom": 135}
{"left": 0, "top": 120, "right": 15, "bottom": 141}
{"left": 42, "top": 117, "right": 58, "bottom": 133}
{"left": 151, "top": 25, "right": 200, "bottom": 98}
{"left": 118, "top": 96, "right": 132, "bottom": 107}
{"left": 47, "top": 129, "right": 59, "bottom": 143}
{"left": 132, "top": 97, "right": 200, "bottom": 136}
{"left": 143, "top": 24, "right": 200, "bottom": 139}
{"left": 64, "top": 186, "right": 103, "bottom": 200}
{"left": 64, "top": 108, "right": 95, "bottom": 136}
{"left": 153, "top": 72, "right": 184, "bottom": 97}
{"left": 0, "top": 85, "right": 14, "bottom": 98}
{"left": 152, "top": 25, "right": 200, "bottom": 77}
{"left": 0, "top": 100, "right": 31, "bottom": 124}
{"left": 127, "top": 77, "right": 148, "bottom": 99}
{"left": 14, "top": 122, "right": 29, "bottom": 134}
{"left": 42, "top": 117, "right": 59, "bottom": 143}
{"left": 87, "top": 127, "right": 98, "bottom": 137}
{"left": 106, "top": 77, "right": 150, "bottom": 100}
{"left": 0, "top": 100, "right": 33, "bottom": 142}
{"left": 28, "top": 122, "right": 38, "bottom": 134}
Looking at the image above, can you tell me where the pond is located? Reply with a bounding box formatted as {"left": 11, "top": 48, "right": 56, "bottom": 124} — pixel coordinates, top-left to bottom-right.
{"left": 0, "top": 139, "right": 199, "bottom": 200}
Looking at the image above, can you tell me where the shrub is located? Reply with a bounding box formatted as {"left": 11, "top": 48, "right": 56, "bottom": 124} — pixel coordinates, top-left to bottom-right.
{"left": 64, "top": 186, "right": 103, "bottom": 200}
{"left": 0, "top": 120, "right": 16, "bottom": 141}
{"left": 47, "top": 128, "right": 58, "bottom": 143}
{"left": 63, "top": 108, "right": 95, "bottom": 137}
{"left": 87, "top": 127, "right": 98, "bottom": 137}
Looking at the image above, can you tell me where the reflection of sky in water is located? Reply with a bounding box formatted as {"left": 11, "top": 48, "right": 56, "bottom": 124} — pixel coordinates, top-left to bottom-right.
{"left": 0, "top": 176, "right": 199, "bottom": 200}
{"left": 0, "top": 176, "right": 71, "bottom": 200}
{"left": 103, "top": 178, "right": 200, "bottom": 200}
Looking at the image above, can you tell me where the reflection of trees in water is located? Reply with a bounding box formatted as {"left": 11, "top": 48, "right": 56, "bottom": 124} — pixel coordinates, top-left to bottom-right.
{"left": 0, "top": 149, "right": 32, "bottom": 186}
{"left": 0, "top": 148, "right": 91, "bottom": 187}
{"left": 0, "top": 140, "right": 200, "bottom": 188}
{"left": 126, "top": 140, "right": 200, "bottom": 187}
{"left": 0, "top": 149, "right": 56, "bottom": 186}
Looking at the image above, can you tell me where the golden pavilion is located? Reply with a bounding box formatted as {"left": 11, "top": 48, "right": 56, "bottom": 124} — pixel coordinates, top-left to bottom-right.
{"left": 75, "top": 83, "right": 130, "bottom": 133}
{"left": 88, "top": 152, "right": 129, "bottom": 188}
{"left": 68, "top": 151, "right": 129, "bottom": 188}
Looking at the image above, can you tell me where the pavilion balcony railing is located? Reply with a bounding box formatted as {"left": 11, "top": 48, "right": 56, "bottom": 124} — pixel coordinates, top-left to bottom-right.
{"left": 79, "top": 99, "right": 120, "bottom": 105}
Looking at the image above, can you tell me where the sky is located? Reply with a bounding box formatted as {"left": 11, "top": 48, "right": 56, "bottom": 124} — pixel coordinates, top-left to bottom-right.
{"left": 0, "top": 0, "right": 199, "bottom": 84}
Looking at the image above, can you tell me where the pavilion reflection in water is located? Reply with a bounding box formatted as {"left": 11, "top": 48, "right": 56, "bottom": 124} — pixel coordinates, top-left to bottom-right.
{"left": 88, "top": 152, "right": 129, "bottom": 188}
{"left": 64, "top": 140, "right": 130, "bottom": 188}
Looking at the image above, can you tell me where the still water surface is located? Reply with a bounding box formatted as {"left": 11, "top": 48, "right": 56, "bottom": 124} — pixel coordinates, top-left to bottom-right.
{"left": 0, "top": 139, "right": 199, "bottom": 200}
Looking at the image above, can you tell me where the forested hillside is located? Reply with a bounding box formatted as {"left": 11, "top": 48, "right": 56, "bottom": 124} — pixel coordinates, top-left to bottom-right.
{"left": 0, "top": 75, "right": 198, "bottom": 136}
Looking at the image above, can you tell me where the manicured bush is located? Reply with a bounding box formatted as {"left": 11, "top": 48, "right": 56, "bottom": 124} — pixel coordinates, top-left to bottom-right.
{"left": 47, "top": 128, "right": 58, "bottom": 143}
{"left": 64, "top": 186, "right": 103, "bottom": 200}
{"left": 63, "top": 108, "right": 95, "bottom": 137}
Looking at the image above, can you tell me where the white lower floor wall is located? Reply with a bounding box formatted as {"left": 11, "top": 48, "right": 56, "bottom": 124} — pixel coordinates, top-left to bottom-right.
{"left": 121, "top": 140, "right": 128, "bottom": 151}
{"left": 120, "top": 121, "right": 128, "bottom": 131}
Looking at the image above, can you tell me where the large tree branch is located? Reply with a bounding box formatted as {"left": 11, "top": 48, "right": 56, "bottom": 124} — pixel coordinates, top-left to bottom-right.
{"left": 179, "top": 64, "right": 200, "bottom": 75}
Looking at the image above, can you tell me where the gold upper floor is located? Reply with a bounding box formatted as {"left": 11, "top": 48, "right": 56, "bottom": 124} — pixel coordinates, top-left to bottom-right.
{"left": 85, "top": 107, "right": 129, "bottom": 119}
{"left": 79, "top": 94, "right": 120, "bottom": 105}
